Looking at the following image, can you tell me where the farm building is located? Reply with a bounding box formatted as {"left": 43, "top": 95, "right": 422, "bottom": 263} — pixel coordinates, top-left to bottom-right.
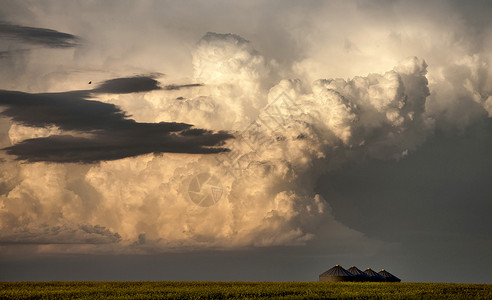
{"left": 319, "top": 265, "right": 401, "bottom": 282}
{"left": 347, "top": 266, "right": 370, "bottom": 282}
{"left": 378, "top": 269, "right": 401, "bottom": 282}
{"left": 319, "top": 265, "right": 355, "bottom": 282}
{"left": 363, "top": 268, "right": 385, "bottom": 282}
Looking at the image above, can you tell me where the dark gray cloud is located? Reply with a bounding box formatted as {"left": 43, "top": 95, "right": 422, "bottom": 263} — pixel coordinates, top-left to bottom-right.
{"left": 315, "top": 118, "right": 492, "bottom": 283}
{"left": 0, "top": 89, "right": 232, "bottom": 163}
{"left": 93, "top": 75, "right": 203, "bottom": 94}
{"left": 94, "top": 75, "right": 162, "bottom": 94}
{"left": 0, "top": 21, "right": 79, "bottom": 48}
{"left": 0, "top": 90, "right": 128, "bottom": 131}
{"left": 163, "top": 83, "right": 203, "bottom": 90}
{"left": 0, "top": 49, "right": 30, "bottom": 60}
{"left": 4, "top": 130, "right": 232, "bottom": 163}
{"left": 202, "top": 31, "right": 250, "bottom": 45}
{"left": 0, "top": 224, "right": 121, "bottom": 245}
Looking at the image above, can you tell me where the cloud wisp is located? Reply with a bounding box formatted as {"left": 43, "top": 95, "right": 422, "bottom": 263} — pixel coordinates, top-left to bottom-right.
{"left": 93, "top": 75, "right": 203, "bottom": 94}
{"left": 93, "top": 75, "right": 162, "bottom": 94}
{"left": 163, "top": 83, "right": 203, "bottom": 90}
{"left": 0, "top": 21, "right": 79, "bottom": 48}
{"left": 0, "top": 87, "right": 232, "bottom": 163}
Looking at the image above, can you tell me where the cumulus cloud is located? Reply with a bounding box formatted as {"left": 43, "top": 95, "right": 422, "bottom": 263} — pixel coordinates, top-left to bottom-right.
{"left": 0, "top": 0, "right": 490, "bottom": 255}
{"left": 287, "top": 1, "right": 492, "bottom": 132}
{"left": 0, "top": 30, "right": 439, "bottom": 253}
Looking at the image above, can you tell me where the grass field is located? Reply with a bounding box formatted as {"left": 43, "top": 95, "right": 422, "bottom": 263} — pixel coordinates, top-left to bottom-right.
{"left": 1, "top": 281, "right": 491, "bottom": 299}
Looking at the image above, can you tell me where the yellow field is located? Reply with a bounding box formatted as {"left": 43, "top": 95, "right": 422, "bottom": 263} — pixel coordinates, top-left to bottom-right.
{"left": 1, "top": 281, "right": 491, "bottom": 299}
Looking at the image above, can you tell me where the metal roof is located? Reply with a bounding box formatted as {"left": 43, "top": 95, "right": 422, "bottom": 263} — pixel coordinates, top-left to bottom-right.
{"left": 319, "top": 265, "right": 354, "bottom": 277}
{"left": 363, "top": 268, "right": 385, "bottom": 280}
{"left": 378, "top": 269, "right": 401, "bottom": 282}
{"left": 347, "top": 266, "right": 369, "bottom": 276}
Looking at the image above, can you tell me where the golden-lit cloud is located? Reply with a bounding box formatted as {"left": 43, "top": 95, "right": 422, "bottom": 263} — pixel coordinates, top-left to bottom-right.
{"left": 0, "top": 0, "right": 491, "bottom": 255}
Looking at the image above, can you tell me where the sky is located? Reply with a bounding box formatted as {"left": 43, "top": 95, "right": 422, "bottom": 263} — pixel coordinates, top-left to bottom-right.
{"left": 0, "top": 0, "right": 491, "bottom": 283}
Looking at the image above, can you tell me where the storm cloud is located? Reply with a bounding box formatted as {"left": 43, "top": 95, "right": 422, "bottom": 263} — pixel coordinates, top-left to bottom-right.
{"left": 0, "top": 89, "right": 232, "bottom": 163}
{"left": 0, "top": 0, "right": 491, "bottom": 284}
{"left": 0, "top": 21, "right": 79, "bottom": 48}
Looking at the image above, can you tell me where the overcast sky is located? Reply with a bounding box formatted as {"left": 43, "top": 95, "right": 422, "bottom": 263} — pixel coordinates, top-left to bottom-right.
{"left": 0, "top": 0, "right": 491, "bottom": 283}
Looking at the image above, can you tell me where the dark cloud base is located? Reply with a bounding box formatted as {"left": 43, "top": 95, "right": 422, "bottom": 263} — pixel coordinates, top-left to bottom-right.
{"left": 0, "top": 84, "right": 232, "bottom": 163}
{"left": 0, "top": 224, "right": 121, "bottom": 245}
{"left": 93, "top": 75, "right": 203, "bottom": 94}
{"left": 164, "top": 83, "right": 203, "bottom": 90}
{"left": 0, "top": 21, "right": 79, "bottom": 48}
{"left": 94, "top": 75, "right": 162, "bottom": 94}
{"left": 4, "top": 132, "right": 231, "bottom": 163}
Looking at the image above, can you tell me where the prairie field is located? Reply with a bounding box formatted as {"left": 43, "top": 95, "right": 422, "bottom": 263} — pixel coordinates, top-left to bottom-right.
{"left": 1, "top": 281, "right": 491, "bottom": 299}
